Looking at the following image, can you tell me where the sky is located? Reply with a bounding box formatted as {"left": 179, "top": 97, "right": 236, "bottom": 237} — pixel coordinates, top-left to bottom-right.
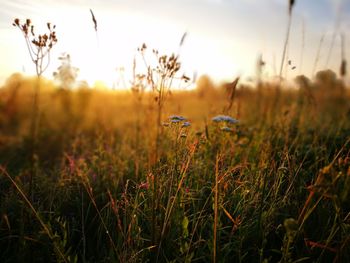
{"left": 0, "top": 0, "right": 349, "bottom": 87}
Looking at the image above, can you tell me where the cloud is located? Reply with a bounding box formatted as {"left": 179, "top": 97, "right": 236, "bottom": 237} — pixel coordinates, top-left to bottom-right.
{"left": 328, "top": 0, "right": 342, "bottom": 10}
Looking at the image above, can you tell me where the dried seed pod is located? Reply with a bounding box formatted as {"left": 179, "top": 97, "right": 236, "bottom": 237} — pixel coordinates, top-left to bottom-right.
{"left": 13, "top": 18, "right": 20, "bottom": 26}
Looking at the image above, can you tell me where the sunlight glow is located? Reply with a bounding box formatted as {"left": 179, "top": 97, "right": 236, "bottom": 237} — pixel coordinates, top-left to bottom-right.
{"left": 1, "top": 0, "right": 349, "bottom": 87}
{"left": 0, "top": 2, "right": 248, "bottom": 88}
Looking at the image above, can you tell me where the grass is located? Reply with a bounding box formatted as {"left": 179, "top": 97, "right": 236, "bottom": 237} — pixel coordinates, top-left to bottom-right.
{"left": 0, "top": 72, "right": 349, "bottom": 262}
{"left": 1, "top": 6, "right": 349, "bottom": 260}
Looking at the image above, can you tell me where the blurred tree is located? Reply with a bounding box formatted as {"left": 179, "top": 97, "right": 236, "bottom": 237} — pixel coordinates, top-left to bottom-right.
{"left": 315, "top": 69, "right": 345, "bottom": 96}
{"left": 196, "top": 74, "right": 215, "bottom": 97}
{"left": 53, "top": 53, "right": 79, "bottom": 89}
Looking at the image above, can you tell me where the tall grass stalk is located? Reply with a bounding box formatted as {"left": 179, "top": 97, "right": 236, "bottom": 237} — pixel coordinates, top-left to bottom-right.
{"left": 90, "top": 9, "right": 99, "bottom": 47}
{"left": 298, "top": 138, "right": 350, "bottom": 227}
{"left": 213, "top": 154, "right": 219, "bottom": 263}
{"left": 279, "top": 0, "right": 295, "bottom": 80}
{"left": 340, "top": 34, "right": 347, "bottom": 78}
{"left": 157, "top": 140, "right": 198, "bottom": 261}
{"left": 0, "top": 166, "right": 68, "bottom": 262}
{"left": 136, "top": 38, "right": 187, "bottom": 249}
{"left": 299, "top": 17, "right": 305, "bottom": 74}
{"left": 82, "top": 179, "right": 120, "bottom": 261}
{"left": 324, "top": 7, "right": 341, "bottom": 69}
{"left": 312, "top": 33, "right": 325, "bottom": 76}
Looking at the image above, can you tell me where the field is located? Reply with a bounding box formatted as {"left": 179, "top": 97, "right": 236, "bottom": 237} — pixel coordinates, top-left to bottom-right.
{"left": 0, "top": 70, "right": 349, "bottom": 262}
{"left": 1, "top": 2, "right": 350, "bottom": 261}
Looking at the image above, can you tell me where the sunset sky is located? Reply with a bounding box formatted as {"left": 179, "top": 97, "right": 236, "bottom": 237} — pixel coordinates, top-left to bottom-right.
{"left": 0, "top": 0, "right": 349, "bottom": 87}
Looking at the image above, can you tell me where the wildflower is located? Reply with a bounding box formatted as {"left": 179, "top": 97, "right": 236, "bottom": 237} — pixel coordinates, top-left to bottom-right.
{"left": 212, "top": 115, "right": 239, "bottom": 124}
{"left": 181, "top": 121, "right": 191, "bottom": 128}
{"left": 169, "top": 115, "right": 187, "bottom": 123}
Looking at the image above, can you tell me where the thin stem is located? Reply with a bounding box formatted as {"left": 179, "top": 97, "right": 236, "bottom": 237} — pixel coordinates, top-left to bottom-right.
{"left": 312, "top": 33, "right": 325, "bottom": 76}
{"left": 82, "top": 180, "right": 120, "bottom": 261}
{"left": 299, "top": 17, "right": 305, "bottom": 74}
{"left": 157, "top": 141, "right": 198, "bottom": 261}
{"left": 279, "top": 13, "right": 293, "bottom": 80}
{"left": 213, "top": 154, "right": 219, "bottom": 263}
{"left": 0, "top": 167, "right": 68, "bottom": 263}
{"left": 43, "top": 51, "right": 51, "bottom": 73}
{"left": 24, "top": 36, "right": 36, "bottom": 63}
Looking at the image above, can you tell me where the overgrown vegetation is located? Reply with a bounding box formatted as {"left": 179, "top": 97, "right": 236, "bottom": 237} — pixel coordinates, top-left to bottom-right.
{"left": 0, "top": 70, "right": 349, "bottom": 262}
{"left": 0, "top": 3, "right": 350, "bottom": 262}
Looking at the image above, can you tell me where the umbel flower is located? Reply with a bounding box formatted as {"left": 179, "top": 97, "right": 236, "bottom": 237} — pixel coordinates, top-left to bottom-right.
{"left": 181, "top": 121, "right": 191, "bottom": 128}
{"left": 212, "top": 115, "right": 239, "bottom": 124}
{"left": 169, "top": 115, "right": 187, "bottom": 123}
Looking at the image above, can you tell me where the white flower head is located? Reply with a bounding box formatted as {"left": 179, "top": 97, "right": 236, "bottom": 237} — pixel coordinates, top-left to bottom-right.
{"left": 212, "top": 115, "right": 239, "bottom": 124}
{"left": 181, "top": 121, "right": 191, "bottom": 128}
{"left": 169, "top": 115, "right": 187, "bottom": 123}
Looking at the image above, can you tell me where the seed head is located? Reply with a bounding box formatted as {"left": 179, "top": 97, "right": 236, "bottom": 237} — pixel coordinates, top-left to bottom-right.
{"left": 180, "top": 32, "right": 187, "bottom": 46}
{"left": 90, "top": 9, "right": 97, "bottom": 31}
{"left": 13, "top": 18, "right": 20, "bottom": 26}
{"left": 340, "top": 60, "right": 347, "bottom": 77}
{"left": 289, "top": 0, "right": 295, "bottom": 14}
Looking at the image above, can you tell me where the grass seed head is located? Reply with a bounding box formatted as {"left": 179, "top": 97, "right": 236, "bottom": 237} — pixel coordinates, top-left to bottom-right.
{"left": 289, "top": 0, "right": 295, "bottom": 14}
{"left": 180, "top": 31, "right": 187, "bottom": 46}
{"left": 340, "top": 60, "right": 347, "bottom": 77}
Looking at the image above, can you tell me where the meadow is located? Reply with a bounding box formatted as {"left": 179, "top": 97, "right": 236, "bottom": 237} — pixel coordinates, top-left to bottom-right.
{"left": 0, "top": 3, "right": 350, "bottom": 261}
{"left": 0, "top": 68, "right": 349, "bottom": 262}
